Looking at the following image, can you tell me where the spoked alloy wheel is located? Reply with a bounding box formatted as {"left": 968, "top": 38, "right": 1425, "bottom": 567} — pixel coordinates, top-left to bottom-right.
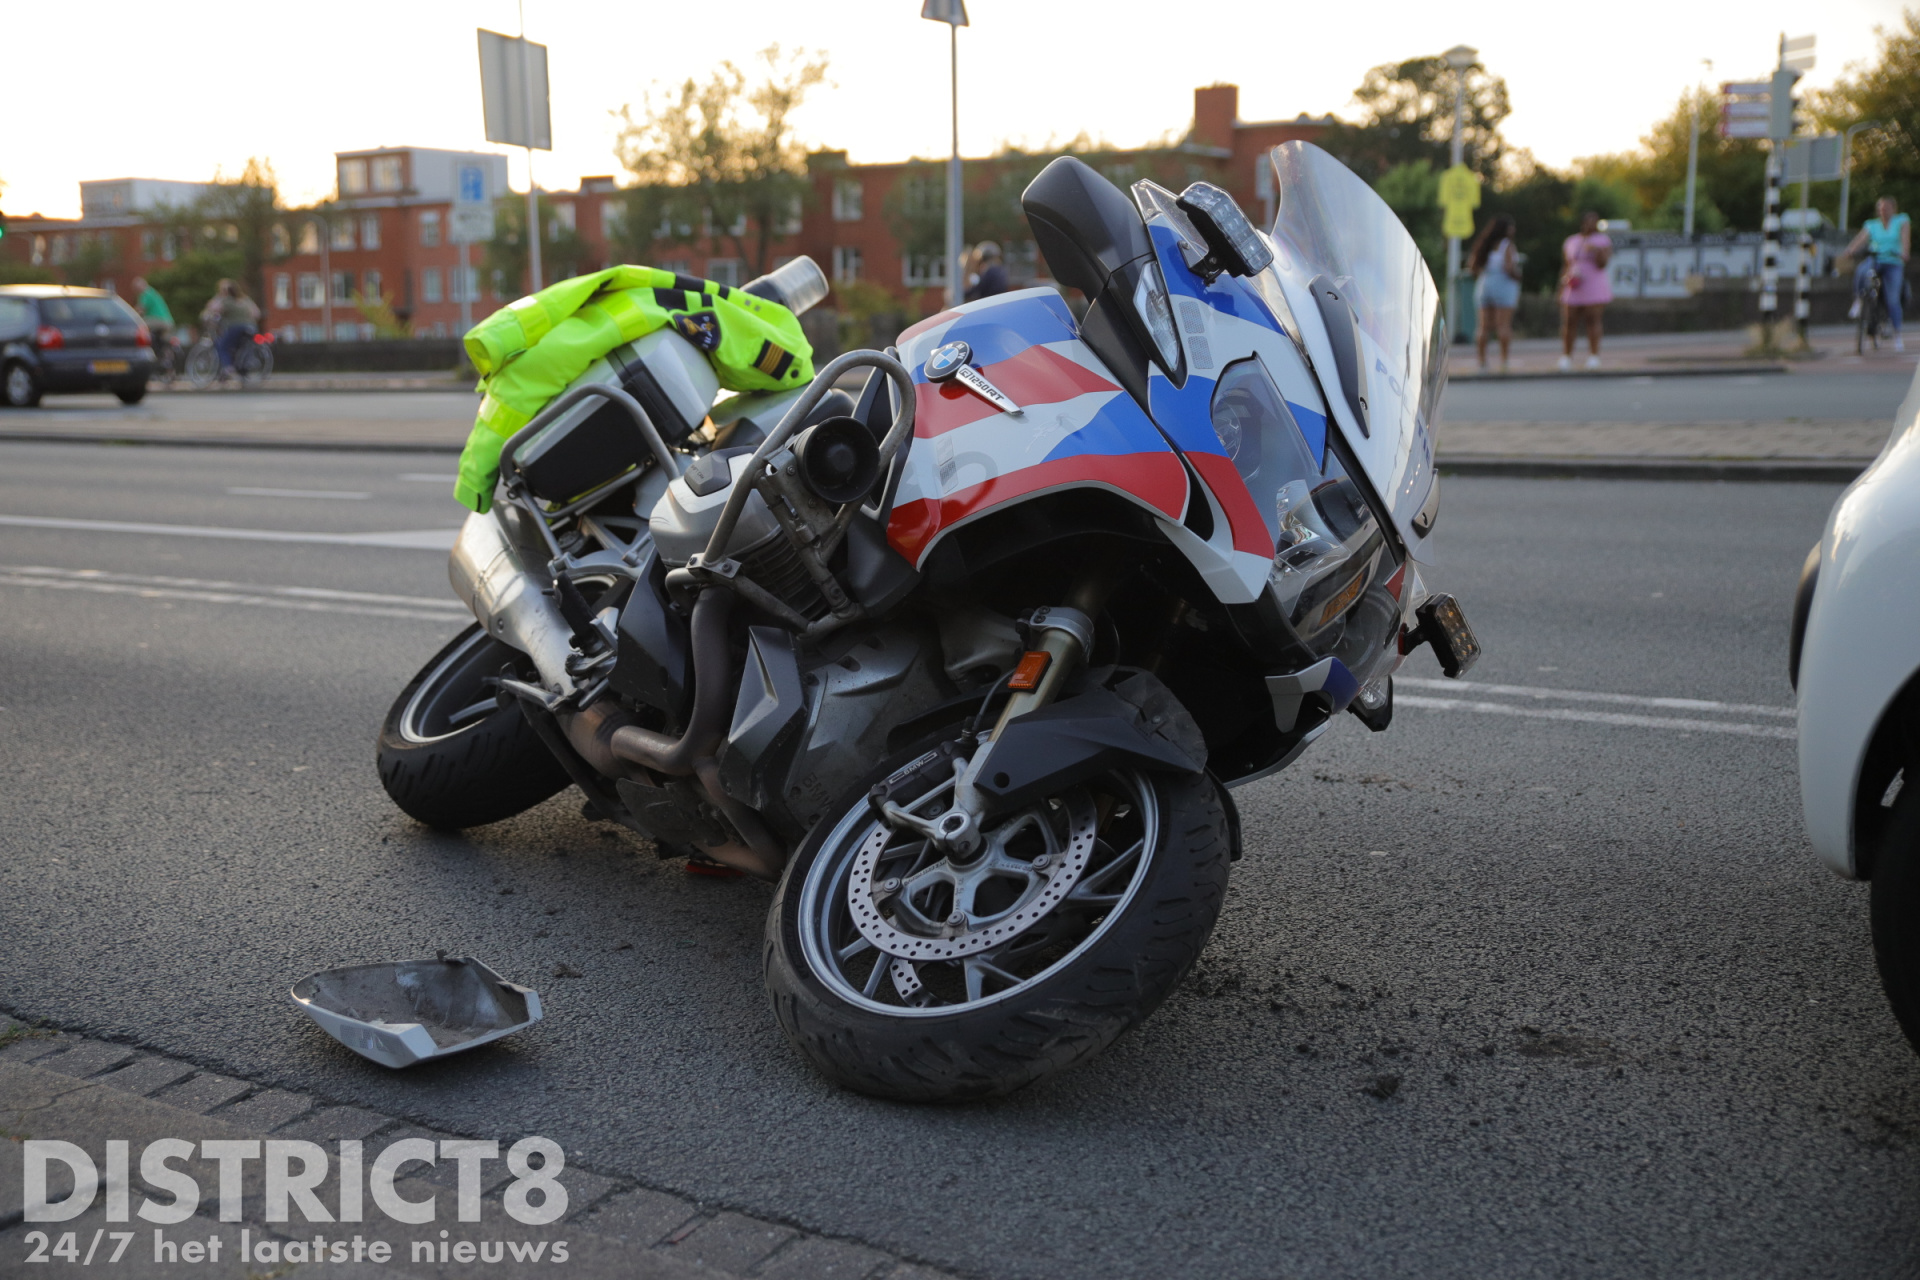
{"left": 767, "top": 744, "right": 1231, "bottom": 1101}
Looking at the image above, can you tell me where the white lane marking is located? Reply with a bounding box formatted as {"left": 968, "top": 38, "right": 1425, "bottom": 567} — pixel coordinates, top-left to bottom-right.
{"left": 1396, "top": 675, "right": 1794, "bottom": 718}
{"left": 0, "top": 565, "right": 468, "bottom": 622}
{"left": 226, "top": 486, "right": 372, "bottom": 500}
{"left": 397, "top": 473, "right": 459, "bottom": 483}
{"left": 0, "top": 513, "right": 458, "bottom": 551}
{"left": 1397, "top": 695, "right": 1795, "bottom": 740}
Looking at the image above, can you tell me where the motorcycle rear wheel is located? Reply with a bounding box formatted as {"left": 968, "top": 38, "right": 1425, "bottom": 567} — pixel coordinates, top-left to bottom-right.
{"left": 376, "top": 624, "right": 571, "bottom": 829}
{"left": 765, "top": 744, "right": 1230, "bottom": 1101}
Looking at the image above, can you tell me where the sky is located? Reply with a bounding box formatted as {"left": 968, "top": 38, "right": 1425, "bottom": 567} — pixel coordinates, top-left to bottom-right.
{"left": 2, "top": 0, "right": 1908, "bottom": 220}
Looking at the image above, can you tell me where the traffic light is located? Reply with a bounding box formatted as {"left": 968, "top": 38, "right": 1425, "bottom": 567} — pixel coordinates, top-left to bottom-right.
{"left": 1770, "top": 68, "right": 1801, "bottom": 140}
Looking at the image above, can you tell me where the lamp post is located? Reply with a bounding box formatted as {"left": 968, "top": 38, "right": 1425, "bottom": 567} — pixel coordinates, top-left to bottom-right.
{"left": 1839, "top": 120, "right": 1881, "bottom": 239}
{"left": 1683, "top": 59, "right": 1711, "bottom": 238}
{"left": 921, "top": 0, "right": 969, "bottom": 308}
{"left": 1442, "top": 44, "right": 1477, "bottom": 341}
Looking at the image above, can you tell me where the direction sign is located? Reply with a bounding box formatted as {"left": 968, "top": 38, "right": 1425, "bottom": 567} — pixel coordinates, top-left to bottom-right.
{"left": 477, "top": 29, "right": 551, "bottom": 151}
{"left": 1782, "top": 134, "right": 1843, "bottom": 183}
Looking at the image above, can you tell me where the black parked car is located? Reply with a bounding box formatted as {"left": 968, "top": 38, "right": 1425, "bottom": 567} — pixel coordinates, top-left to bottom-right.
{"left": 0, "top": 285, "right": 155, "bottom": 407}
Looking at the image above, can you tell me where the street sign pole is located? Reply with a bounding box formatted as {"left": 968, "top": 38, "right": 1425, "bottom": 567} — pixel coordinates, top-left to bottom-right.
{"left": 1441, "top": 45, "right": 1477, "bottom": 342}
{"left": 519, "top": 1, "right": 541, "bottom": 294}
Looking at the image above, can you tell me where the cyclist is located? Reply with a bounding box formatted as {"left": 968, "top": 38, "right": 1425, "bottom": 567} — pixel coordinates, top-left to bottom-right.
{"left": 1847, "top": 195, "right": 1911, "bottom": 352}
{"left": 203, "top": 279, "right": 261, "bottom": 379}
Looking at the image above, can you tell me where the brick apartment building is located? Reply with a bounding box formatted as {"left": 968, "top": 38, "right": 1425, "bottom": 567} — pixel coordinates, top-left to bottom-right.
{"left": 2, "top": 85, "right": 1328, "bottom": 340}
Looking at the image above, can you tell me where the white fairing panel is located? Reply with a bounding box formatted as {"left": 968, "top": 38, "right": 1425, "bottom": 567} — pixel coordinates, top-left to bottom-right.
{"left": 1798, "top": 362, "right": 1920, "bottom": 877}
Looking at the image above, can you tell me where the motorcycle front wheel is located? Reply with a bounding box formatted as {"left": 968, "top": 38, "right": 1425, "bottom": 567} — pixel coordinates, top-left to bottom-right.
{"left": 376, "top": 624, "right": 571, "bottom": 830}
{"left": 765, "top": 746, "right": 1231, "bottom": 1101}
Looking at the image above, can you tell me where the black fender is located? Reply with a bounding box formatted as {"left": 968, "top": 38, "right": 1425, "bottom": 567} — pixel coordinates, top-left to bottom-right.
{"left": 972, "top": 675, "right": 1206, "bottom": 816}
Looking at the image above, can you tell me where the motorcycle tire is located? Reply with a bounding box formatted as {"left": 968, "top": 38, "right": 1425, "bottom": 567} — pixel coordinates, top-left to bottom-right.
{"left": 376, "top": 624, "right": 571, "bottom": 830}
{"left": 765, "top": 741, "right": 1231, "bottom": 1102}
{"left": 1871, "top": 776, "right": 1920, "bottom": 1056}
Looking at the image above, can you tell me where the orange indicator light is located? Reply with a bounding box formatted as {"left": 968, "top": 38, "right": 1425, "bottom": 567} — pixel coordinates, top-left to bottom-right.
{"left": 1007, "top": 650, "right": 1052, "bottom": 691}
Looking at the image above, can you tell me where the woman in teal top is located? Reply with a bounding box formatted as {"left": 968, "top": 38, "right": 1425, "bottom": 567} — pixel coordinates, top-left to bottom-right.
{"left": 1848, "top": 196, "right": 1911, "bottom": 349}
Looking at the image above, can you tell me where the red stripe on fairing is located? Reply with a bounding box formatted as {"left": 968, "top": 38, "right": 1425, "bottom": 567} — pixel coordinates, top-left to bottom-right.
{"left": 887, "top": 453, "right": 1189, "bottom": 564}
{"left": 912, "top": 346, "right": 1120, "bottom": 437}
{"left": 898, "top": 309, "right": 961, "bottom": 344}
{"left": 1186, "top": 451, "right": 1275, "bottom": 556}
{"left": 1385, "top": 564, "right": 1405, "bottom": 599}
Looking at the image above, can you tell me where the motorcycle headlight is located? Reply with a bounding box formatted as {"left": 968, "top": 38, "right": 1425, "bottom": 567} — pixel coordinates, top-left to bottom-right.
{"left": 1132, "top": 261, "right": 1182, "bottom": 375}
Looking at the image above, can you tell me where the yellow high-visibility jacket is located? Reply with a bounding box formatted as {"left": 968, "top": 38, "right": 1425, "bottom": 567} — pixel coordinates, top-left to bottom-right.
{"left": 456, "top": 266, "right": 813, "bottom": 512}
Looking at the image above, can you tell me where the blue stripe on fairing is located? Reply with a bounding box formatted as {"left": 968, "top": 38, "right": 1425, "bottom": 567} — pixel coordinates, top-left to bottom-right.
{"left": 1288, "top": 398, "right": 1329, "bottom": 468}
{"left": 908, "top": 290, "right": 1080, "bottom": 382}
{"left": 1040, "top": 390, "right": 1173, "bottom": 464}
{"left": 1150, "top": 225, "right": 1285, "bottom": 331}
{"left": 1323, "top": 657, "right": 1361, "bottom": 713}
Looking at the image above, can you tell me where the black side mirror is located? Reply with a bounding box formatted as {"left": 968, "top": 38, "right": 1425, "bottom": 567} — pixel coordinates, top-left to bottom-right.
{"left": 1176, "top": 183, "right": 1274, "bottom": 282}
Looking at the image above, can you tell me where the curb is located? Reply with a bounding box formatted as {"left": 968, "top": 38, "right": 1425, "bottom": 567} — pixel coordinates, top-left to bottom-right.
{"left": 1448, "top": 363, "right": 1790, "bottom": 382}
{"left": 1439, "top": 455, "right": 1868, "bottom": 483}
{"left": 0, "top": 1016, "right": 962, "bottom": 1280}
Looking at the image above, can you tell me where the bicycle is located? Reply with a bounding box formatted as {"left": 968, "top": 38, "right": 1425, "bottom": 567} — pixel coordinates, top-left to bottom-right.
{"left": 149, "top": 329, "right": 183, "bottom": 387}
{"left": 1857, "top": 266, "right": 1888, "bottom": 355}
{"left": 185, "top": 327, "right": 275, "bottom": 390}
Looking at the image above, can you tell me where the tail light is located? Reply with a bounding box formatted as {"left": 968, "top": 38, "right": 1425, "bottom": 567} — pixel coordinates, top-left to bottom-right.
{"left": 253, "top": 332, "right": 275, "bottom": 345}
{"left": 135, "top": 321, "right": 152, "bottom": 348}
{"left": 34, "top": 325, "right": 63, "bottom": 350}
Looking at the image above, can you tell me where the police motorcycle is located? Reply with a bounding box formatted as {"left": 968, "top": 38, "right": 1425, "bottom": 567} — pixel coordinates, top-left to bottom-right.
{"left": 376, "top": 142, "right": 1480, "bottom": 1100}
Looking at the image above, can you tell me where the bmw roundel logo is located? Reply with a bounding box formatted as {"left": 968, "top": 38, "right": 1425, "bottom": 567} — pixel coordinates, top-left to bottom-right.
{"left": 924, "top": 340, "right": 971, "bottom": 382}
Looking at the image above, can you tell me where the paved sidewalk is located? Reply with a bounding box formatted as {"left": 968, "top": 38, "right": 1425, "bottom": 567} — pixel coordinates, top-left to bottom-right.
{"left": 1449, "top": 324, "right": 1918, "bottom": 381}
{"left": 0, "top": 1018, "right": 958, "bottom": 1280}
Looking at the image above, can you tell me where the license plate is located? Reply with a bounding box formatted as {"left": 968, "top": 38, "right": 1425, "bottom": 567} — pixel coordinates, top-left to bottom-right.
{"left": 90, "top": 360, "right": 130, "bottom": 374}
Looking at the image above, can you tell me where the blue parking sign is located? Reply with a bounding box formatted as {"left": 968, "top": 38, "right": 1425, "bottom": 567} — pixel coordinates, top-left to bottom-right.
{"left": 458, "top": 166, "right": 486, "bottom": 204}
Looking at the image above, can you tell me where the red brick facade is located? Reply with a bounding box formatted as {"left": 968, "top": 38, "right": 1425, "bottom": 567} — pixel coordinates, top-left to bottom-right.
{"left": 2, "top": 86, "right": 1326, "bottom": 338}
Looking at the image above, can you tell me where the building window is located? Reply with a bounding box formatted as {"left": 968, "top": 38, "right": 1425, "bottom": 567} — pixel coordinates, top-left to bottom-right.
{"left": 339, "top": 159, "right": 368, "bottom": 196}
{"left": 300, "top": 323, "right": 326, "bottom": 342}
{"left": 659, "top": 259, "right": 690, "bottom": 277}
{"left": 360, "top": 215, "right": 381, "bottom": 251}
{"left": 491, "top": 269, "right": 506, "bottom": 299}
{"left": 364, "top": 269, "right": 383, "bottom": 302}
{"left": 832, "top": 181, "right": 863, "bottom": 222}
{"left": 448, "top": 266, "right": 479, "bottom": 302}
{"left": 422, "top": 268, "right": 443, "bottom": 304}
{"left": 161, "top": 232, "right": 177, "bottom": 262}
{"left": 271, "top": 223, "right": 290, "bottom": 256}
{"left": 600, "top": 201, "right": 626, "bottom": 240}
{"left": 420, "top": 210, "right": 441, "bottom": 247}
{"left": 551, "top": 202, "right": 576, "bottom": 236}
{"left": 371, "top": 156, "right": 403, "bottom": 192}
{"left": 297, "top": 274, "right": 324, "bottom": 308}
{"left": 331, "top": 271, "right": 353, "bottom": 304}
{"left": 706, "top": 259, "right": 742, "bottom": 287}
{"left": 297, "top": 223, "right": 320, "bottom": 255}
{"left": 333, "top": 322, "right": 359, "bottom": 342}
{"left": 330, "top": 220, "right": 355, "bottom": 252}
{"left": 902, "top": 254, "right": 949, "bottom": 287}
{"left": 832, "top": 246, "right": 862, "bottom": 282}
{"left": 139, "top": 231, "right": 157, "bottom": 259}
{"left": 273, "top": 274, "right": 291, "bottom": 309}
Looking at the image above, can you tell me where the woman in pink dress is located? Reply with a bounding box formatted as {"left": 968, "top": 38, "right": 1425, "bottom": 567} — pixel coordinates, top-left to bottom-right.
{"left": 1559, "top": 211, "right": 1613, "bottom": 370}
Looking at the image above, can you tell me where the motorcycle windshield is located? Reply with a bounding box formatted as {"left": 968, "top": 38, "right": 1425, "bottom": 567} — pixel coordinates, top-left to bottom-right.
{"left": 1265, "top": 142, "right": 1445, "bottom": 557}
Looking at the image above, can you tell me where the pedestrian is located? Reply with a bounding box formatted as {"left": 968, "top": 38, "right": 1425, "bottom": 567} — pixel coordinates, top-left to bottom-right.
{"left": 964, "top": 241, "right": 1008, "bottom": 302}
{"left": 203, "top": 280, "right": 260, "bottom": 379}
{"left": 1469, "top": 214, "right": 1521, "bottom": 371}
{"left": 1846, "top": 195, "right": 1910, "bottom": 352}
{"left": 1558, "top": 211, "right": 1613, "bottom": 371}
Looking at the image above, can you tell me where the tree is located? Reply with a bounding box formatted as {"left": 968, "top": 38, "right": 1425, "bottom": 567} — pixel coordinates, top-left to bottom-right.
{"left": 612, "top": 46, "right": 828, "bottom": 276}
{"left": 1571, "top": 89, "right": 1766, "bottom": 231}
{"left": 1374, "top": 161, "right": 1443, "bottom": 284}
{"left": 1319, "top": 54, "right": 1511, "bottom": 184}
{"left": 1810, "top": 9, "right": 1920, "bottom": 230}
{"left": 200, "top": 158, "right": 282, "bottom": 304}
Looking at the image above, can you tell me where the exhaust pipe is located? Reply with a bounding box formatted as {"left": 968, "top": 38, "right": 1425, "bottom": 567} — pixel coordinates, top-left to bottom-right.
{"left": 448, "top": 510, "right": 579, "bottom": 699}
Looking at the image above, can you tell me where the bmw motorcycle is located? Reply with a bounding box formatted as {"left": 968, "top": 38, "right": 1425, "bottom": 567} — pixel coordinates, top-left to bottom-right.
{"left": 376, "top": 142, "right": 1480, "bottom": 1101}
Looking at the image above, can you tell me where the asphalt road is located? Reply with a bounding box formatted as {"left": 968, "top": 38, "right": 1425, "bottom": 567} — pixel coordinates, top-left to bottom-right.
{"left": 2, "top": 440, "right": 1916, "bottom": 1280}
